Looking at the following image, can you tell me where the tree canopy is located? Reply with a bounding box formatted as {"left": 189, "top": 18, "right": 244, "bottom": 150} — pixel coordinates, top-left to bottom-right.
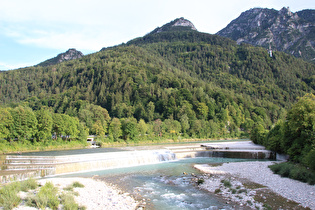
{"left": 0, "top": 30, "right": 314, "bottom": 147}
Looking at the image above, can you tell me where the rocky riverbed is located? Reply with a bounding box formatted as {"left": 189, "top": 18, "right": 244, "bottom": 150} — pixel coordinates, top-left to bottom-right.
{"left": 195, "top": 161, "right": 315, "bottom": 209}
{"left": 13, "top": 177, "right": 139, "bottom": 210}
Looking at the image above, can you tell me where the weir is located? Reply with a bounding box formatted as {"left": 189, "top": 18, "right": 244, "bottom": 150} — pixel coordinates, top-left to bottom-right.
{"left": 167, "top": 141, "right": 276, "bottom": 159}
{"left": 0, "top": 141, "right": 276, "bottom": 184}
{"left": 0, "top": 150, "right": 176, "bottom": 184}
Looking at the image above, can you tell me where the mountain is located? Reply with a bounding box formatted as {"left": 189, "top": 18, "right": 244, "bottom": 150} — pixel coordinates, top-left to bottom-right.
{"left": 0, "top": 18, "right": 314, "bottom": 139}
{"left": 217, "top": 7, "right": 315, "bottom": 63}
{"left": 37, "top": 48, "right": 84, "bottom": 67}
{"left": 148, "top": 17, "right": 197, "bottom": 34}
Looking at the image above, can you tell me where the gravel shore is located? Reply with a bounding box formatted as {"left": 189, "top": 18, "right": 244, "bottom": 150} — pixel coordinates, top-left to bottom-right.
{"left": 14, "top": 177, "right": 139, "bottom": 210}
{"left": 195, "top": 161, "right": 315, "bottom": 209}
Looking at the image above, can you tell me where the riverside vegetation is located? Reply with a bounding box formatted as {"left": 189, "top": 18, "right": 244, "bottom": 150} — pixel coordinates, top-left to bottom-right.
{"left": 0, "top": 178, "right": 85, "bottom": 210}
{"left": 251, "top": 93, "right": 315, "bottom": 184}
{"left": 0, "top": 19, "right": 314, "bottom": 180}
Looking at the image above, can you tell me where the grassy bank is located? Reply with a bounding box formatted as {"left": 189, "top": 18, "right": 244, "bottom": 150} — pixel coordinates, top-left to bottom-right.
{"left": 0, "top": 137, "right": 247, "bottom": 154}
{"left": 0, "top": 140, "right": 89, "bottom": 154}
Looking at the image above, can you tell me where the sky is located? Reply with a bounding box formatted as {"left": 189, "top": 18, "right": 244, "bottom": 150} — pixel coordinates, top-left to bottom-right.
{"left": 0, "top": 0, "right": 314, "bottom": 70}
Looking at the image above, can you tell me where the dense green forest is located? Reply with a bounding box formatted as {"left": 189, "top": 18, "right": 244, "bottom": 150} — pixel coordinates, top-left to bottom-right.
{"left": 251, "top": 94, "right": 315, "bottom": 183}
{"left": 0, "top": 29, "right": 314, "bottom": 151}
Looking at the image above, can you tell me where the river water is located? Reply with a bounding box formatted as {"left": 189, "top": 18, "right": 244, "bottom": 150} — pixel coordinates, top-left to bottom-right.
{"left": 56, "top": 156, "right": 256, "bottom": 209}
{"left": 14, "top": 140, "right": 265, "bottom": 209}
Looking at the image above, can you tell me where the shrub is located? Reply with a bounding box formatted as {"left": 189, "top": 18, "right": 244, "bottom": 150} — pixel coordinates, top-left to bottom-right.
{"left": 237, "top": 189, "right": 247, "bottom": 194}
{"left": 0, "top": 183, "right": 21, "bottom": 210}
{"left": 72, "top": 181, "right": 84, "bottom": 188}
{"left": 197, "top": 178, "right": 204, "bottom": 185}
{"left": 21, "top": 178, "right": 38, "bottom": 192}
{"left": 305, "top": 149, "right": 315, "bottom": 170}
{"left": 60, "top": 193, "right": 79, "bottom": 210}
{"left": 63, "top": 185, "right": 74, "bottom": 191}
{"left": 221, "top": 179, "right": 232, "bottom": 188}
{"left": 269, "top": 162, "right": 315, "bottom": 185}
{"left": 247, "top": 200, "right": 253, "bottom": 205}
{"left": 29, "top": 182, "right": 60, "bottom": 210}
{"left": 278, "top": 163, "right": 291, "bottom": 177}
{"left": 214, "top": 188, "right": 221, "bottom": 194}
{"left": 60, "top": 193, "right": 86, "bottom": 210}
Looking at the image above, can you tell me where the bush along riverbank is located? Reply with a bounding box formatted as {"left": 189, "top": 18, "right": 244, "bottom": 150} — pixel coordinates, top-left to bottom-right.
{"left": 251, "top": 94, "right": 315, "bottom": 184}
{"left": 269, "top": 162, "right": 315, "bottom": 185}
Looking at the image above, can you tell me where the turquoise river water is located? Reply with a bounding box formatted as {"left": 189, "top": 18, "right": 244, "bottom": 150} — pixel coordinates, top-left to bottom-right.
{"left": 54, "top": 156, "right": 258, "bottom": 209}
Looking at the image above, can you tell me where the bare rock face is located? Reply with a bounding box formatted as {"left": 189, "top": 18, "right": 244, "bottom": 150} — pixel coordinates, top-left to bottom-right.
{"left": 37, "top": 48, "right": 84, "bottom": 67}
{"left": 172, "top": 17, "right": 197, "bottom": 30}
{"left": 217, "top": 7, "right": 315, "bottom": 63}
{"left": 57, "top": 48, "right": 84, "bottom": 63}
{"left": 149, "top": 17, "right": 197, "bottom": 34}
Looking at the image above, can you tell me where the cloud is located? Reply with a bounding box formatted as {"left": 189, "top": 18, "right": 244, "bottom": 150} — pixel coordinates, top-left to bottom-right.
{"left": 1, "top": 21, "right": 129, "bottom": 52}
{"left": 0, "top": 0, "right": 314, "bottom": 58}
{"left": 0, "top": 61, "right": 33, "bottom": 70}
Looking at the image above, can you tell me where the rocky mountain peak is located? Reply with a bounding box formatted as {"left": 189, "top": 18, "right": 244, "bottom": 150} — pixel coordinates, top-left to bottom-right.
{"left": 279, "top": 7, "right": 292, "bottom": 16}
{"left": 172, "top": 17, "right": 197, "bottom": 30}
{"left": 149, "top": 17, "right": 197, "bottom": 34}
{"left": 59, "top": 48, "right": 84, "bottom": 62}
{"left": 217, "top": 7, "right": 315, "bottom": 63}
{"left": 37, "top": 48, "right": 84, "bottom": 67}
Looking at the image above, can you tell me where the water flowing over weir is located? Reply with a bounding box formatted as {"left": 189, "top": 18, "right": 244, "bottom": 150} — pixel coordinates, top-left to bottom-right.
{"left": 0, "top": 141, "right": 276, "bottom": 183}
{"left": 166, "top": 141, "right": 276, "bottom": 159}
{"left": 0, "top": 150, "right": 176, "bottom": 183}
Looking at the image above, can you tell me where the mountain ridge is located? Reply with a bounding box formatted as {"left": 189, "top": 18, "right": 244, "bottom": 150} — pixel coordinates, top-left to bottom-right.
{"left": 0, "top": 17, "right": 314, "bottom": 140}
{"left": 216, "top": 7, "right": 315, "bottom": 63}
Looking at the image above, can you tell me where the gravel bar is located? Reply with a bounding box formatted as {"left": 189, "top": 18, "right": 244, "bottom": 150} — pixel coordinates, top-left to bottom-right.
{"left": 195, "top": 161, "right": 315, "bottom": 209}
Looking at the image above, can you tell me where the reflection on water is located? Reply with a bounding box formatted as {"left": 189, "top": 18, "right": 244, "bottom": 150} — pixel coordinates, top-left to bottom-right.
{"left": 59, "top": 157, "right": 255, "bottom": 209}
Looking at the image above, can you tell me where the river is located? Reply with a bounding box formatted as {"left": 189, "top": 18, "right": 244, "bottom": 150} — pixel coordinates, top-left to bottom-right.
{"left": 4, "top": 140, "right": 274, "bottom": 209}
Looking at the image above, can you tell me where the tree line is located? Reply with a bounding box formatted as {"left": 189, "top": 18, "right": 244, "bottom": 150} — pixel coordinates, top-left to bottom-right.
{"left": 0, "top": 30, "right": 313, "bottom": 150}
{"left": 251, "top": 93, "right": 315, "bottom": 170}
{"left": 0, "top": 100, "right": 251, "bottom": 145}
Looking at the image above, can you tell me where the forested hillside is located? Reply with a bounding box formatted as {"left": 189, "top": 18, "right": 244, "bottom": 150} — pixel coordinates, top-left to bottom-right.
{"left": 0, "top": 23, "right": 314, "bottom": 146}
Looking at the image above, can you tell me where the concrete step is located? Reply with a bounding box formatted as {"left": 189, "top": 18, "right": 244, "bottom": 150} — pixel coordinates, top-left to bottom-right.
{"left": 4, "top": 164, "right": 56, "bottom": 170}
{"left": 0, "top": 169, "right": 55, "bottom": 184}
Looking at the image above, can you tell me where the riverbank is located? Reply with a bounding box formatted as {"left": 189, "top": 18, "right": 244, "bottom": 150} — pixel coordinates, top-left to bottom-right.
{"left": 195, "top": 161, "right": 315, "bottom": 209}
{"left": 14, "top": 177, "right": 139, "bottom": 210}
{"left": 1, "top": 138, "right": 246, "bottom": 155}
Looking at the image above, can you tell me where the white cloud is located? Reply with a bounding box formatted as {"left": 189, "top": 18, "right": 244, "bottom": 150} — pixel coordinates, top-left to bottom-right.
{"left": 0, "top": 0, "right": 314, "bottom": 71}
{"left": 1, "top": 22, "right": 135, "bottom": 51}
{"left": 0, "top": 61, "right": 33, "bottom": 70}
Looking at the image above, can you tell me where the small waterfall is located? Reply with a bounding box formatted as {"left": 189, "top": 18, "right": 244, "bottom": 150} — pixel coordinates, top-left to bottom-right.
{"left": 156, "top": 150, "right": 176, "bottom": 162}
{"left": 168, "top": 141, "right": 276, "bottom": 160}
{"left": 0, "top": 149, "right": 176, "bottom": 183}
{"left": 201, "top": 141, "right": 276, "bottom": 160}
